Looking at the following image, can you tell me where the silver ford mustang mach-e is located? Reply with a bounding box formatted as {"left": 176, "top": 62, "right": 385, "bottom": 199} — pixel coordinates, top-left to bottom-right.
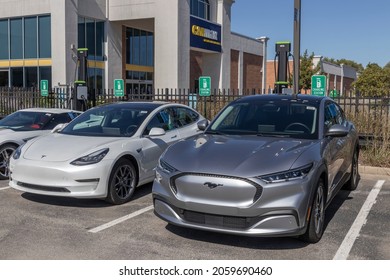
{"left": 153, "top": 94, "right": 359, "bottom": 243}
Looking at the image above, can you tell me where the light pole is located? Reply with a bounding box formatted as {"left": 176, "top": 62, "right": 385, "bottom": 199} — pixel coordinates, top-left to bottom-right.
{"left": 293, "top": 0, "right": 301, "bottom": 95}
{"left": 257, "top": 36, "right": 269, "bottom": 94}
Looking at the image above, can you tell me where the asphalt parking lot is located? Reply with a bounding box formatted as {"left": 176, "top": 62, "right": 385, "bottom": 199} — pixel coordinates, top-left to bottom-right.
{"left": 0, "top": 170, "right": 389, "bottom": 260}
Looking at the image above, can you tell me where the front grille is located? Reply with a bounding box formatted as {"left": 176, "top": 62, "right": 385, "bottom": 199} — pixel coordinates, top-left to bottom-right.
{"left": 171, "top": 172, "right": 263, "bottom": 203}
{"left": 181, "top": 210, "right": 251, "bottom": 229}
{"left": 17, "top": 182, "right": 70, "bottom": 193}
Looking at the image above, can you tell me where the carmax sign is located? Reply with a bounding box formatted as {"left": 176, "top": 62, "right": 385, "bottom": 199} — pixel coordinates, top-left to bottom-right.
{"left": 190, "top": 16, "right": 221, "bottom": 52}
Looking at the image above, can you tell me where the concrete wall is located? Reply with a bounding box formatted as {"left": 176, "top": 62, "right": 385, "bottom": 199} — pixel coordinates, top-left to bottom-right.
{"left": 0, "top": 0, "right": 51, "bottom": 17}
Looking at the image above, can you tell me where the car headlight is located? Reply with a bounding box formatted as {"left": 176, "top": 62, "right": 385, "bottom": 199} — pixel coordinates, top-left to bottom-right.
{"left": 158, "top": 158, "right": 177, "bottom": 174}
{"left": 12, "top": 144, "right": 25, "bottom": 160}
{"left": 70, "top": 148, "right": 109, "bottom": 166}
{"left": 259, "top": 163, "right": 313, "bottom": 183}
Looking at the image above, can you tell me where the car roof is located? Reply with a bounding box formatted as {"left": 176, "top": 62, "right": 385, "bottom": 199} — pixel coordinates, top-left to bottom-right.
{"left": 235, "top": 94, "right": 329, "bottom": 103}
{"left": 17, "top": 108, "right": 82, "bottom": 114}
{"left": 94, "top": 101, "right": 170, "bottom": 111}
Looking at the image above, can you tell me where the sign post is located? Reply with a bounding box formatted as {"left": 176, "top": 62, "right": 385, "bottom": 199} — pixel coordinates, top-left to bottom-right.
{"left": 114, "top": 79, "right": 124, "bottom": 97}
{"left": 40, "top": 80, "right": 49, "bottom": 97}
{"left": 311, "top": 75, "right": 326, "bottom": 96}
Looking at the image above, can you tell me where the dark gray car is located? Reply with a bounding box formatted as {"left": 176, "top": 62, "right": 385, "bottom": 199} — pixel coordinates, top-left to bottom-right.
{"left": 152, "top": 94, "right": 359, "bottom": 243}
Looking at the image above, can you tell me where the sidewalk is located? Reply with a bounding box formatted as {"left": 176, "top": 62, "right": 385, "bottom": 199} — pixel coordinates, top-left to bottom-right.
{"left": 359, "top": 165, "right": 390, "bottom": 176}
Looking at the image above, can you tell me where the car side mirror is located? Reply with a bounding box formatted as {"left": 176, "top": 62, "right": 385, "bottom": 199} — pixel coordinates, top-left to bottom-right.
{"left": 148, "top": 127, "right": 166, "bottom": 137}
{"left": 325, "top": 124, "right": 349, "bottom": 137}
{"left": 51, "top": 123, "right": 67, "bottom": 133}
{"left": 197, "top": 119, "right": 209, "bottom": 131}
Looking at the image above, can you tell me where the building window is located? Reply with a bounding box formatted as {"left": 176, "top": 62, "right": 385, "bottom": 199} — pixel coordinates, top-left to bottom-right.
{"left": 10, "top": 18, "right": 23, "bottom": 59}
{"left": 190, "top": 0, "right": 210, "bottom": 20}
{"left": 126, "top": 27, "right": 153, "bottom": 67}
{"left": 11, "top": 67, "right": 23, "bottom": 87}
{"left": 25, "top": 67, "right": 38, "bottom": 87}
{"left": 78, "top": 16, "right": 105, "bottom": 90}
{"left": 38, "top": 16, "right": 51, "bottom": 58}
{"left": 78, "top": 16, "right": 105, "bottom": 61}
{"left": 0, "top": 20, "right": 8, "bottom": 60}
{"left": 24, "top": 17, "right": 37, "bottom": 59}
{"left": 0, "top": 15, "right": 51, "bottom": 87}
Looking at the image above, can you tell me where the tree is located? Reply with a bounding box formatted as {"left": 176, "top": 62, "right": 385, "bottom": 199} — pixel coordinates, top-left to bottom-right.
{"left": 299, "top": 50, "right": 320, "bottom": 92}
{"left": 384, "top": 61, "right": 390, "bottom": 70}
{"left": 353, "top": 63, "right": 390, "bottom": 96}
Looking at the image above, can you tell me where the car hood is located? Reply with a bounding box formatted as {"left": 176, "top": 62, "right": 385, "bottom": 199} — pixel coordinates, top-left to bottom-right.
{"left": 0, "top": 128, "right": 15, "bottom": 134}
{"left": 164, "top": 134, "right": 318, "bottom": 177}
{"left": 23, "top": 133, "right": 124, "bottom": 162}
{"left": 0, "top": 128, "right": 44, "bottom": 144}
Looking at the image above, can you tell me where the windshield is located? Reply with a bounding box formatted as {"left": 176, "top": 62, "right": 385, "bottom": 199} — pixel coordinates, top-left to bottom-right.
{"left": 208, "top": 99, "right": 319, "bottom": 139}
{"left": 60, "top": 105, "right": 151, "bottom": 137}
{"left": 0, "top": 111, "right": 54, "bottom": 131}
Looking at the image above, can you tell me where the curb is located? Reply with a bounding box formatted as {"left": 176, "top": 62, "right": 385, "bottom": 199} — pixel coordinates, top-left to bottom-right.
{"left": 359, "top": 165, "right": 390, "bottom": 176}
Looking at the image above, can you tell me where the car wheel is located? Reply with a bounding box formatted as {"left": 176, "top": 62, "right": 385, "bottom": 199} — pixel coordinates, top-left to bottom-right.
{"left": 344, "top": 148, "right": 359, "bottom": 191}
{"left": 0, "top": 144, "right": 17, "bottom": 180}
{"left": 106, "top": 158, "right": 137, "bottom": 205}
{"left": 301, "top": 178, "right": 325, "bottom": 243}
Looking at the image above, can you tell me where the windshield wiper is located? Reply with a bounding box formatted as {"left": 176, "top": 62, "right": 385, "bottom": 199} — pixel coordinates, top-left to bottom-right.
{"left": 204, "top": 130, "right": 227, "bottom": 136}
{"left": 257, "top": 133, "right": 290, "bottom": 138}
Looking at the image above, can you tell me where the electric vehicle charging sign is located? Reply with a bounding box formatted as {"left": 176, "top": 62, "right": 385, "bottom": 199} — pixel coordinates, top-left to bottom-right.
{"left": 199, "top": 76, "right": 211, "bottom": 97}
{"left": 114, "top": 79, "right": 124, "bottom": 97}
{"left": 311, "top": 75, "right": 326, "bottom": 96}
{"left": 40, "top": 80, "right": 49, "bottom": 97}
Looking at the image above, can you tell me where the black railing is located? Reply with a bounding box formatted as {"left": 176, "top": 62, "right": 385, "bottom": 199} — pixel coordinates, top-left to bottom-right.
{"left": 1, "top": 87, "right": 389, "bottom": 136}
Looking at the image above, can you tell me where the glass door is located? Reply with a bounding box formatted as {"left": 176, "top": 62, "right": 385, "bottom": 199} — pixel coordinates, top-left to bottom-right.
{"left": 0, "top": 70, "right": 9, "bottom": 87}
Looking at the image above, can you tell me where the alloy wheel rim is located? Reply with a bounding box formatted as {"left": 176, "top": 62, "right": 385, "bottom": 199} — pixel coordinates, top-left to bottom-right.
{"left": 113, "top": 165, "right": 134, "bottom": 199}
{"left": 314, "top": 186, "right": 324, "bottom": 235}
{"left": 0, "top": 147, "right": 15, "bottom": 177}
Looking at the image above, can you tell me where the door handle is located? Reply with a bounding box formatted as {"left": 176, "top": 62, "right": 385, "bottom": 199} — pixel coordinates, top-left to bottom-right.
{"left": 171, "top": 135, "right": 177, "bottom": 139}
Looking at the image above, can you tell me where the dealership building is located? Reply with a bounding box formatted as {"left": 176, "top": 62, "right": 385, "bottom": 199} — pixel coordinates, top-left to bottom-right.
{"left": 0, "top": 0, "right": 267, "bottom": 95}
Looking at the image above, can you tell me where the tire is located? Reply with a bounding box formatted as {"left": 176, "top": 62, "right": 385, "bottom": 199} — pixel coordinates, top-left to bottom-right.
{"left": 0, "top": 144, "right": 17, "bottom": 180}
{"left": 301, "top": 178, "right": 326, "bottom": 243}
{"left": 106, "top": 158, "right": 137, "bottom": 205}
{"left": 344, "top": 148, "right": 359, "bottom": 191}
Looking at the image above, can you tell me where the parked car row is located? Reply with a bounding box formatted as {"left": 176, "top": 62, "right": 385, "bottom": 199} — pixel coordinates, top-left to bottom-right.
{"left": 4, "top": 94, "right": 359, "bottom": 243}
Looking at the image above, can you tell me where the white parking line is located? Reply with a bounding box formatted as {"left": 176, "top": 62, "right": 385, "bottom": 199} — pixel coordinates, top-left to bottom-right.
{"left": 0, "top": 187, "right": 10, "bottom": 191}
{"left": 88, "top": 205, "right": 154, "bottom": 233}
{"left": 333, "top": 180, "right": 385, "bottom": 260}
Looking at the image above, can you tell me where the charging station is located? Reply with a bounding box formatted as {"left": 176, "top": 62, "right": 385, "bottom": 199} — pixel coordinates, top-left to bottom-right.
{"left": 73, "top": 48, "right": 89, "bottom": 111}
{"left": 274, "top": 42, "right": 291, "bottom": 94}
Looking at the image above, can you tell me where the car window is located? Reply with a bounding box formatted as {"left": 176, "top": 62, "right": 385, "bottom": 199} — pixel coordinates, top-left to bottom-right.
{"left": 61, "top": 106, "right": 150, "bottom": 137}
{"left": 324, "top": 102, "right": 344, "bottom": 131}
{"left": 0, "top": 111, "right": 53, "bottom": 131}
{"left": 43, "top": 113, "right": 73, "bottom": 130}
{"left": 144, "top": 108, "right": 177, "bottom": 135}
{"left": 171, "top": 107, "right": 199, "bottom": 128}
{"left": 208, "top": 100, "right": 319, "bottom": 139}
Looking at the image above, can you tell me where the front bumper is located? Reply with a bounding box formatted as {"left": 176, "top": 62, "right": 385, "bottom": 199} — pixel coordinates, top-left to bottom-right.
{"left": 9, "top": 158, "right": 113, "bottom": 199}
{"left": 152, "top": 169, "right": 315, "bottom": 237}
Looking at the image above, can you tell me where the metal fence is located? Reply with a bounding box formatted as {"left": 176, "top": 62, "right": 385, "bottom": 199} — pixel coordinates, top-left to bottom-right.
{"left": 1, "top": 87, "right": 389, "bottom": 137}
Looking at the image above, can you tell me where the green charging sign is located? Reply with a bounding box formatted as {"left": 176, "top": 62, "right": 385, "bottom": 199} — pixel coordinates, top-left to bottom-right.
{"left": 40, "top": 80, "right": 49, "bottom": 97}
{"left": 311, "top": 75, "right": 326, "bottom": 96}
{"left": 199, "top": 76, "right": 211, "bottom": 97}
{"left": 114, "top": 79, "right": 124, "bottom": 97}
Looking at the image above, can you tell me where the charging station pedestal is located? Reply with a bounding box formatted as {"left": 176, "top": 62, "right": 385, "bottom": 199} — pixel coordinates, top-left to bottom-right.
{"left": 73, "top": 48, "right": 89, "bottom": 111}
{"left": 274, "top": 42, "right": 291, "bottom": 93}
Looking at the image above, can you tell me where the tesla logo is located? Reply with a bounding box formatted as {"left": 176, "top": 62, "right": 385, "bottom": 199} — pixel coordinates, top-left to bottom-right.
{"left": 41, "top": 155, "right": 46, "bottom": 159}
{"left": 203, "top": 182, "right": 223, "bottom": 189}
